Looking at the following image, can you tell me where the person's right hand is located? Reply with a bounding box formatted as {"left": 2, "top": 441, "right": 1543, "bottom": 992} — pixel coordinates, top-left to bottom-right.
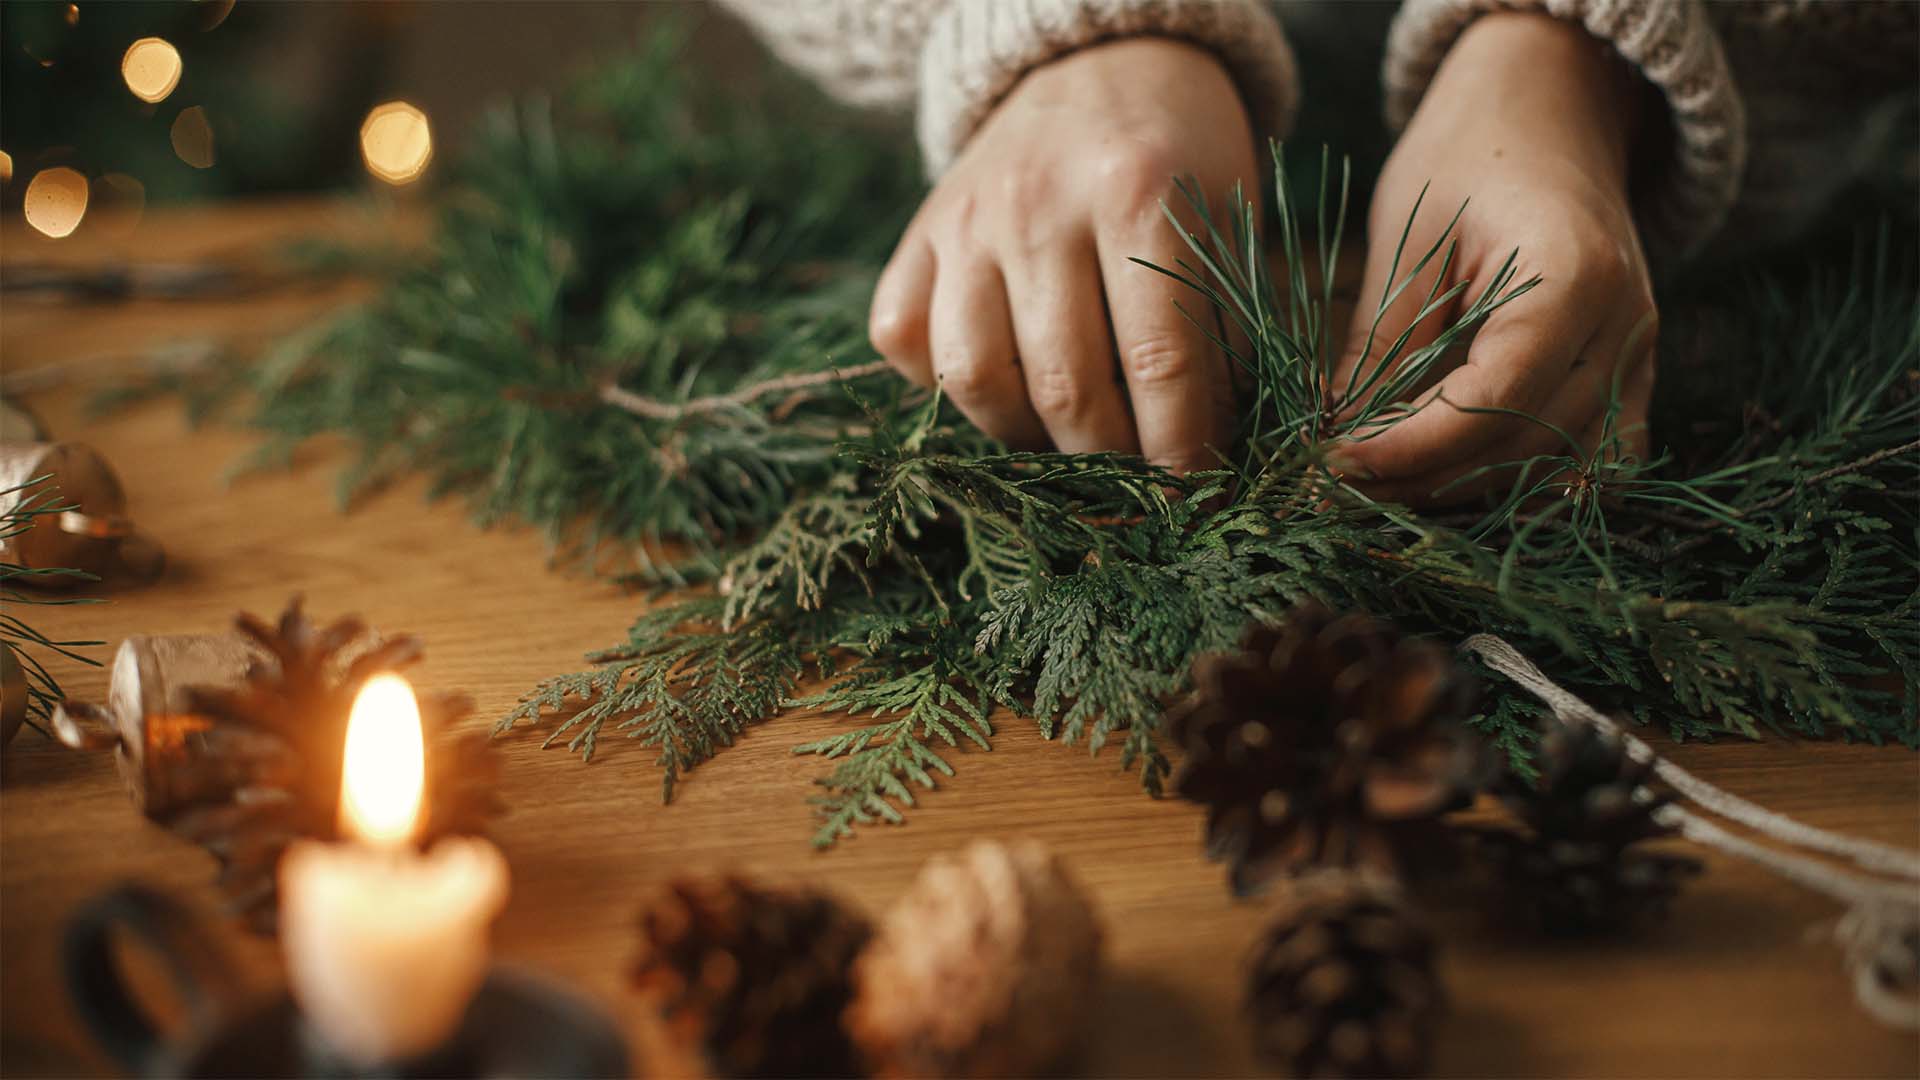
{"left": 868, "top": 37, "right": 1258, "bottom": 474}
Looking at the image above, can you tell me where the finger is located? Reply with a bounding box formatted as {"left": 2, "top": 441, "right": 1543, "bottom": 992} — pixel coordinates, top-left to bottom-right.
{"left": 1586, "top": 304, "right": 1658, "bottom": 465}
{"left": 929, "top": 259, "right": 1048, "bottom": 447}
{"left": 1003, "top": 242, "right": 1137, "bottom": 454}
{"left": 870, "top": 230, "right": 938, "bottom": 387}
{"left": 1330, "top": 288, "right": 1599, "bottom": 483}
{"left": 1354, "top": 372, "right": 1601, "bottom": 506}
{"left": 1611, "top": 347, "right": 1656, "bottom": 464}
{"left": 1100, "top": 218, "right": 1232, "bottom": 473}
{"left": 1329, "top": 197, "right": 1463, "bottom": 418}
{"left": 1350, "top": 322, "right": 1650, "bottom": 505}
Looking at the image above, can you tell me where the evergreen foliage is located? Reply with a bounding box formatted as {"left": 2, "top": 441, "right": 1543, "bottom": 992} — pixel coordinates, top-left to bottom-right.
{"left": 144, "top": 33, "right": 1918, "bottom": 843}
{"left": 1, "top": 478, "right": 103, "bottom": 727}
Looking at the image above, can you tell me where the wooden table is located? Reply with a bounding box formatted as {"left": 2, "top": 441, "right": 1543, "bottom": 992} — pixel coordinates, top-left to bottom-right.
{"left": 3, "top": 199, "right": 1917, "bottom": 1078}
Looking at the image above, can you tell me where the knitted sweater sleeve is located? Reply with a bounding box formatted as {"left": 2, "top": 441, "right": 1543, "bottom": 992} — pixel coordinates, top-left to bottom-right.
{"left": 1383, "top": 0, "right": 1919, "bottom": 259}
{"left": 715, "top": 0, "right": 1300, "bottom": 176}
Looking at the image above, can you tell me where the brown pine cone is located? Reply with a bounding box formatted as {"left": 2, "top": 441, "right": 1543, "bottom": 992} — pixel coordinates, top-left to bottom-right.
{"left": 630, "top": 876, "right": 872, "bottom": 1079}
{"left": 158, "top": 599, "right": 503, "bottom": 931}
{"left": 1247, "top": 872, "right": 1441, "bottom": 1079}
{"left": 847, "top": 841, "right": 1103, "bottom": 1078}
{"left": 1471, "top": 724, "right": 1701, "bottom": 936}
{"left": 1168, "top": 602, "right": 1488, "bottom": 894}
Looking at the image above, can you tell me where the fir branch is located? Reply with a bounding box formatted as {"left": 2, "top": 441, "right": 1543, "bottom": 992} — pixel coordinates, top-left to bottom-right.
{"left": 498, "top": 596, "right": 807, "bottom": 799}
{"left": 792, "top": 646, "right": 991, "bottom": 847}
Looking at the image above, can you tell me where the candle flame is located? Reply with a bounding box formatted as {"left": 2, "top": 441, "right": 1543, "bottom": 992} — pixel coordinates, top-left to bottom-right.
{"left": 340, "top": 673, "right": 425, "bottom": 847}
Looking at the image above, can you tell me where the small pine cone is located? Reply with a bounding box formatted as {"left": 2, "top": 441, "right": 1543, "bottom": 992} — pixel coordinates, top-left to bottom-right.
{"left": 1247, "top": 872, "right": 1441, "bottom": 1079}
{"left": 1473, "top": 724, "right": 1702, "bottom": 936}
{"left": 156, "top": 601, "right": 501, "bottom": 931}
{"left": 1168, "top": 603, "right": 1488, "bottom": 894}
{"left": 630, "top": 876, "right": 872, "bottom": 1078}
{"left": 848, "top": 841, "right": 1103, "bottom": 1078}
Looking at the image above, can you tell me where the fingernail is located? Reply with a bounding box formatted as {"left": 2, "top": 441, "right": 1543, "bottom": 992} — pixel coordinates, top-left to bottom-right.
{"left": 1323, "top": 445, "right": 1376, "bottom": 482}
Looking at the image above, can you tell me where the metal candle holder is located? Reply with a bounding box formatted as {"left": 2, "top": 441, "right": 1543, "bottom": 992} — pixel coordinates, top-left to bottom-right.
{"left": 63, "top": 884, "right": 628, "bottom": 1078}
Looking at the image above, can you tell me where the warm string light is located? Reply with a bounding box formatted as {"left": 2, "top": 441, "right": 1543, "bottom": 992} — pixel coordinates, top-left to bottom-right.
{"left": 338, "top": 673, "right": 427, "bottom": 848}
{"left": 171, "top": 105, "right": 216, "bottom": 169}
{"left": 360, "top": 101, "right": 433, "bottom": 185}
{"left": 198, "top": 0, "right": 236, "bottom": 31}
{"left": 93, "top": 172, "right": 146, "bottom": 237}
{"left": 23, "top": 167, "right": 88, "bottom": 238}
{"left": 121, "top": 37, "right": 183, "bottom": 104}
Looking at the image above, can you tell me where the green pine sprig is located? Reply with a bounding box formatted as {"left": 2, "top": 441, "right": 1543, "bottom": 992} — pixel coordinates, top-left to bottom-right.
{"left": 1, "top": 477, "right": 104, "bottom": 729}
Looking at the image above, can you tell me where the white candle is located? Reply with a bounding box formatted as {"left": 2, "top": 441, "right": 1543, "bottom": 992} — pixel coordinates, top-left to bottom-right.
{"left": 279, "top": 673, "right": 509, "bottom": 1065}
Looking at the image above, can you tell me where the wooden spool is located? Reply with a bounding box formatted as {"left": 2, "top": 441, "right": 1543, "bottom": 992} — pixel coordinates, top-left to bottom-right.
{"left": 0, "top": 440, "right": 163, "bottom": 587}
{"left": 52, "top": 634, "right": 264, "bottom": 817}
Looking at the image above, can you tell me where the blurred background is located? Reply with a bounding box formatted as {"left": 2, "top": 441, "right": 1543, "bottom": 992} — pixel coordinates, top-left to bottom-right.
{"left": 0, "top": 0, "right": 768, "bottom": 237}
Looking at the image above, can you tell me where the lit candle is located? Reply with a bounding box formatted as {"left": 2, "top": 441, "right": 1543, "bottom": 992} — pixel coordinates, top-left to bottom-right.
{"left": 279, "top": 673, "right": 509, "bottom": 1065}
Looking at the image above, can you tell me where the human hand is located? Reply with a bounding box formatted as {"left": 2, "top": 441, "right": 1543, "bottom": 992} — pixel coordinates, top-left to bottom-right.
{"left": 1331, "top": 13, "right": 1657, "bottom": 505}
{"left": 868, "top": 38, "right": 1257, "bottom": 473}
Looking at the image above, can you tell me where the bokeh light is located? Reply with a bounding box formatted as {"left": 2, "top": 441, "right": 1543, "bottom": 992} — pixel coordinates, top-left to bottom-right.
{"left": 63, "top": 4, "right": 78, "bottom": 26}
{"left": 93, "top": 172, "right": 147, "bottom": 236}
{"left": 198, "top": 0, "right": 236, "bottom": 31}
{"left": 171, "top": 106, "right": 216, "bottom": 168}
{"left": 359, "top": 101, "right": 432, "bottom": 185}
{"left": 23, "top": 167, "right": 89, "bottom": 239}
{"left": 122, "top": 37, "right": 184, "bottom": 104}
{"left": 0, "top": 151, "right": 12, "bottom": 187}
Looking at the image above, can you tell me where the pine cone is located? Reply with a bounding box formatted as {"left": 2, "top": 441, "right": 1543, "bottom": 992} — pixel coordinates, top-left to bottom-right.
{"left": 160, "top": 599, "right": 504, "bottom": 931}
{"left": 1246, "top": 872, "right": 1441, "bottom": 1079}
{"left": 1168, "top": 603, "right": 1487, "bottom": 894}
{"left": 1472, "top": 724, "right": 1701, "bottom": 935}
{"left": 848, "top": 841, "right": 1103, "bottom": 1078}
{"left": 630, "top": 875, "right": 872, "bottom": 1079}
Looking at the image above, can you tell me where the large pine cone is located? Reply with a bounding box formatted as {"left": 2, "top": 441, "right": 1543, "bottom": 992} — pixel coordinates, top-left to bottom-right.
{"left": 847, "top": 841, "right": 1103, "bottom": 1078}
{"left": 161, "top": 600, "right": 502, "bottom": 931}
{"left": 1247, "top": 872, "right": 1441, "bottom": 1079}
{"left": 1169, "top": 603, "right": 1487, "bottom": 894}
{"left": 1472, "top": 724, "right": 1701, "bottom": 935}
{"left": 630, "top": 876, "right": 872, "bottom": 1079}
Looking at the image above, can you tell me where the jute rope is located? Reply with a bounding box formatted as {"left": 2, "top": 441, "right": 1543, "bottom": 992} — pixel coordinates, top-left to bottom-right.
{"left": 1462, "top": 634, "right": 1920, "bottom": 1031}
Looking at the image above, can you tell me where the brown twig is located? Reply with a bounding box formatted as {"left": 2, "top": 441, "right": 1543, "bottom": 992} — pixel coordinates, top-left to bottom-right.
{"left": 1659, "top": 437, "right": 1920, "bottom": 557}
{"left": 597, "top": 360, "right": 892, "bottom": 422}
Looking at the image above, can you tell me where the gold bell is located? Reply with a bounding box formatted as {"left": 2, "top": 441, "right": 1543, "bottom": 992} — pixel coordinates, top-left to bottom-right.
{"left": 0, "top": 441, "right": 164, "bottom": 587}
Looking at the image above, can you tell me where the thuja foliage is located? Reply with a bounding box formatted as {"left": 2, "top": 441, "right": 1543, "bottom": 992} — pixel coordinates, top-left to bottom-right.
{"left": 1, "top": 479, "right": 102, "bottom": 728}
{"left": 161, "top": 34, "right": 1917, "bottom": 844}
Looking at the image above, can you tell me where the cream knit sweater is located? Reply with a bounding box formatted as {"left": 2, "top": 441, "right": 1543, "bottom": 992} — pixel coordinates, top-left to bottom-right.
{"left": 716, "top": 0, "right": 1916, "bottom": 259}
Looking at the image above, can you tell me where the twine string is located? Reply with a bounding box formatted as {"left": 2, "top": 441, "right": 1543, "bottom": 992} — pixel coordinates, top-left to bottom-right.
{"left": 1461, "top": 633, "right": 1920, "bottom": 1032}
{"left": 1463, "top": 635, "right": 1920, "bottom": 881}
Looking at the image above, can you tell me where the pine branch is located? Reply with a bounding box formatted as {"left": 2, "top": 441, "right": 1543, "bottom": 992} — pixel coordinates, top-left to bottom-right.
{"left": 1, "top": 477, "right": 103, "bottom": 728}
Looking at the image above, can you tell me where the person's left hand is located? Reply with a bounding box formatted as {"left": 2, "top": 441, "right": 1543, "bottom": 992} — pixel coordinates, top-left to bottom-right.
{"left": 1329, "top": 12, "right": 1658, "bottom": 506}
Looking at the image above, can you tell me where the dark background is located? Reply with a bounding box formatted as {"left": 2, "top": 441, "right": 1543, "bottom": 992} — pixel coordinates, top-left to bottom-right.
{"left": 1, "top": 1, "right": 768, "bottom": 210}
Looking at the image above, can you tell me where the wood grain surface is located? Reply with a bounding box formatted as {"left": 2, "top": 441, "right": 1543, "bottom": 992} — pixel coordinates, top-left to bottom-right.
{"left": 3, "top": 200, "right": 1917, "bottom": 1078}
